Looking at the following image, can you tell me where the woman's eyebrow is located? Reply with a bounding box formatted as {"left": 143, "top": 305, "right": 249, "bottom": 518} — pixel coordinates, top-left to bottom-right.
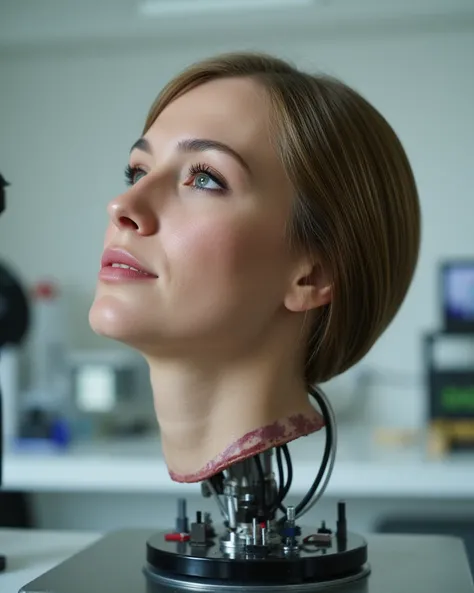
{"left": 129, "top": 136, "right": 251, "bottom": 174}
{"left": 176, "top": 138, "right": 251, "bottom": 174}
{"left": 129, "top": 137, "right": 152, "bottom": 155}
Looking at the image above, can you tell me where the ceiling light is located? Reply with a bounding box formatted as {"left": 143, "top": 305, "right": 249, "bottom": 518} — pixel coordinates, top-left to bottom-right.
{"left": 139, "top": 0, "right": 315, "bottom": 18}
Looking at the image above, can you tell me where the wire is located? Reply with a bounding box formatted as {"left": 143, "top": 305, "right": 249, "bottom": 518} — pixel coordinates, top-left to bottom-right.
{"left": 254, "top": 454, "right": 267, "bottom": 516}
{"left": 292, "top": 386, "right": 331, "bottom": 516}
{"left": 276, "top": 446, "right": 285, "bottom": 498}
{"left": 279, "top": 444, "right": 292, "bottom": 508}
{"left": 275, "top": 384, "right": 337, "bottom": 521}
{"left": 205, "top": 477, "right": 229, "bottom": 524}
{"left": 0, "top": 383, "right": 3, "bottom": 486}
{"left": 296, "top": 385, "right": 338, "bottom": 519}
{"left": 269, "top": 444, "right": 293, "bottom": 516}
{"left": 207, "top": 384, "right": 336, "bottom": 526}
{"left": 272, "top": 446, "right": 285, "bottom": 514}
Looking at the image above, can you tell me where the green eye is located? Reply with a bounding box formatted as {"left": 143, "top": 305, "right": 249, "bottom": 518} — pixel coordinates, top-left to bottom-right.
{"left": 125, "top": 165, "right": 146, "bottom": 186}
{"left": 133, "top": 170, "right": 147, "bottom": 184}
{"left": 194, "top": 173, "right": 221, "bottom": 190}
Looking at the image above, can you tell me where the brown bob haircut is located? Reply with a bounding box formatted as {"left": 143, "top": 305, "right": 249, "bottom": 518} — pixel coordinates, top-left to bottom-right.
{"left": 142, "top": 52, "right": 421, "bottom": 386}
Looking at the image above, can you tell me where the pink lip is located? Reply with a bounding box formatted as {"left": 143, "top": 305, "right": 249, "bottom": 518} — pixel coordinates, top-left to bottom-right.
{"left": 99, "top": 248, "right": 157, "bottom": 282}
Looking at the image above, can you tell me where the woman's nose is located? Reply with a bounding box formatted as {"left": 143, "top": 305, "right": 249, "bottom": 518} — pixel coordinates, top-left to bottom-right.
{"left": 107, "top": 190, "right": 158, "bottom": 235}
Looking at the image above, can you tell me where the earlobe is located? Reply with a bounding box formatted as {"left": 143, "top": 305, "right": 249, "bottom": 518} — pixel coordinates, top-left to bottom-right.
{"left": 318, "top": 284, "right": 332, "bottom": 306}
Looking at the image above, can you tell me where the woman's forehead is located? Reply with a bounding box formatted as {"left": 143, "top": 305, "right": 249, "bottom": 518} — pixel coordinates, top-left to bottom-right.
{"left": 146, "top": 77, "right": 273, "bottom": 154}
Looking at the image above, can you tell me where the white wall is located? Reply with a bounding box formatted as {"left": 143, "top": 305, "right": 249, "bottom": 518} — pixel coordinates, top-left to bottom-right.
{"left": 29, "top": 490, "right": 474, "bottom": 535}
{"left": 0, "top": 5, "right": 473, "bottom": 428}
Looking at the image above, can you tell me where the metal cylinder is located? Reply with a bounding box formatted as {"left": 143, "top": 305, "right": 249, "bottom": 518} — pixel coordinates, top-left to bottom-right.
{"left": 287, "top": 505, "right": 296, "bottom": 523}
{"left": 252, "top": 518, "right": 259, "bottom": 544}
{"left": 226, "top": 495, "right": 237, "bottom": 530}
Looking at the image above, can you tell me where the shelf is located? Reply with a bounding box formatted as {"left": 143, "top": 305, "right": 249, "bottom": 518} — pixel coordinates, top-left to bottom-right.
{"left": 3, "top": 427, "right": 474, "bottom": 499}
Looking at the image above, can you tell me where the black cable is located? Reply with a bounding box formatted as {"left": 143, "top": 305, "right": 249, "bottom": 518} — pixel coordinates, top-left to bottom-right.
{"left": 0, "top": 381, "right": 2, "bottom": 487}
{"left": 281, "top": 444, "right": 293, "bottom": 499}
{"left": 269, "top": 446, "right": 285, "bottom": 516}
{"left": 209, "top": 471, "right": 225, "bottom": 495}
{"left": 257, "top": 446, "right": 292, "bottom": 518}
{"left": 254, "top": 455, "right": 267, "bottom": 516}
{"left": 277, "top": 445, "right": 293, "bottom": 511}
{"left": 277, "top": 385, "right": 332, "bottom": 520}
{"left": 275, "top": 447, "right": 285, "bottom": 500}
{"left": 294, "top": 386, "right": 332, "bottom": 516}
{"left": 266, "top": 443, "right": 293, "bottom": 517}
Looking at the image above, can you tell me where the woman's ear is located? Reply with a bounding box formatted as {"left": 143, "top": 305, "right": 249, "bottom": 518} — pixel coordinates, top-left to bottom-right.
{"left": 284, "top": 258, "right": 332, "bottom": 313}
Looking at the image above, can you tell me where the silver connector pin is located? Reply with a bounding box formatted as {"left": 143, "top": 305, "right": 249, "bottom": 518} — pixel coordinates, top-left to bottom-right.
{"left": 287, "top": 505, "right": 296, "bottom": 525}
{"left": 252, "top": 517, "right": 259, "bottom": 544}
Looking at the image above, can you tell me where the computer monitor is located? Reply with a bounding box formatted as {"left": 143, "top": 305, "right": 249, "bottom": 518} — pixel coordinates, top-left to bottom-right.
{"left": 441, "top": 260, "right": 474, "bottom": 334}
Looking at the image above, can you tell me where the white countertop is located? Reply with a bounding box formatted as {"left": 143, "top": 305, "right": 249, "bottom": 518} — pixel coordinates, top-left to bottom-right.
{"left": 0, "top": 528, "right": 100, "bottom": 592}
{"left": 3, "top": 426, "right": 474, "bottom": 498}
{"left": 2, "top": 528, "right": 474, "bottom": 593}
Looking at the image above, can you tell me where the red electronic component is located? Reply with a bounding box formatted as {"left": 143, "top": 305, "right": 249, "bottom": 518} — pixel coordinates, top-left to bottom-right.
{"left": 164, "top": 532, "right": 190, "bottom": 542}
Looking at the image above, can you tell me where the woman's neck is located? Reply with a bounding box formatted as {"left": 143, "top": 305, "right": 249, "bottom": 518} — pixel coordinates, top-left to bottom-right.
{"left": 147, "top": 346, "right": 323, "bottom": 483}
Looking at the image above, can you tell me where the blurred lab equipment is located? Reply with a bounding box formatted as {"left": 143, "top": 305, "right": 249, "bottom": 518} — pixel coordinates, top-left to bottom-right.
{"left": 425, "top": 259, "right": 474, "bottom": 456}
{"left": 0, "top": 174, "right": 8, "bottom": 214}
{"left": 19, "top": 279, "right": 72, "bottom": 448}
{"left": 0, "top": 172, "right": 31, "bottom": 456}
{"left": 0, "top": 263, "right": 30, "bottom": 451}
{"left": 19, "top": 285, "right": 154, "bottom": 444}
{"left": 28, "top": 281, "right": 69, "bottom": 409}
{"left": 0, "top": 173, "right": 32, "bottom": 571}
{"left": 66, "top": 348, "right": 154, "bottom": 439}
{"left": 441, "top": 260, "right": 474, "bottom": 334}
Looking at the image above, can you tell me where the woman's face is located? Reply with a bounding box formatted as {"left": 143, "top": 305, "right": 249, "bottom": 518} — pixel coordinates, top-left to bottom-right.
{"left": 89, "top": 77, "right": 299, "bottom": 356}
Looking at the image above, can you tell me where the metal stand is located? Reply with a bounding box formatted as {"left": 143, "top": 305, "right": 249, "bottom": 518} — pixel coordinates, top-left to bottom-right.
{"left": 144, "top": 424, "right": 368, "bottom": 592}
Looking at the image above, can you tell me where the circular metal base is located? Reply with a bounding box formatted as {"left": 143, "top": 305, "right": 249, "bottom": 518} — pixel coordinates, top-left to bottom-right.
{"left": 144, "top": 564, "right": 371, "bottom": 592}
{"left": 145, "top": 529, "right": 370, "bottom": 591}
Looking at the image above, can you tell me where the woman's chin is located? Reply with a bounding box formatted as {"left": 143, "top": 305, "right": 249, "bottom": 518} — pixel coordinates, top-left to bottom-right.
{"left": 88, "top": 297, "right": 136, "bottom": 343}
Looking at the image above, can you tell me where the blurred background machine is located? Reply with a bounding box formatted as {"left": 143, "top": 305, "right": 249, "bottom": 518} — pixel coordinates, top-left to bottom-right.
{"left": 426, "top": 260, "right": 474, "bottom": 455}
{"left": 0, "top": 173, "right": 32, "bottom": 569}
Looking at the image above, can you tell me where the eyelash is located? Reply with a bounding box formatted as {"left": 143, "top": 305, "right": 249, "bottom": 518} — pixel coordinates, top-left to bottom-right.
{"left": 124, "top": 164, "right": 142, "bottom": 187}
{"left": 124, "top": 163, "right": 228, "bottom": 192}
{"left": 188, "top": 163, "right": 228, "bottom": 192}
